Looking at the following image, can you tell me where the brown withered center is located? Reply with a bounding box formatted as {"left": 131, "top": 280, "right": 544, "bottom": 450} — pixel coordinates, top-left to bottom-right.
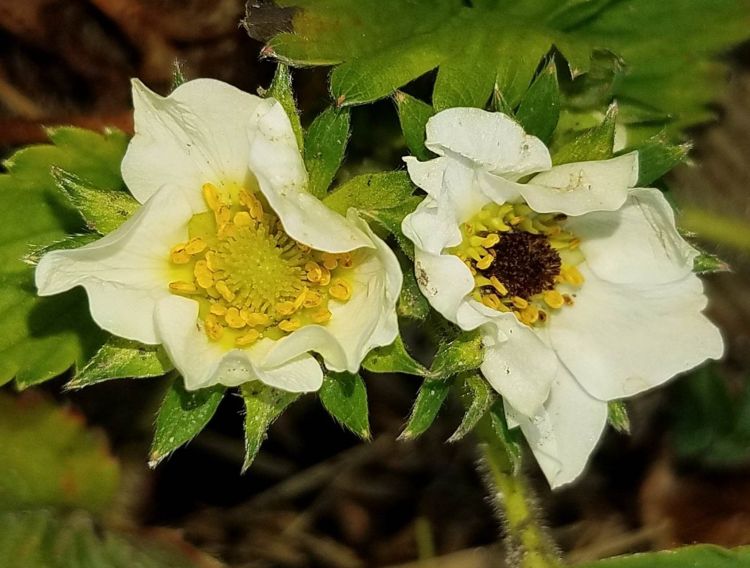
{"left": 480, "top": 232, "right": 562, "bottom": 299}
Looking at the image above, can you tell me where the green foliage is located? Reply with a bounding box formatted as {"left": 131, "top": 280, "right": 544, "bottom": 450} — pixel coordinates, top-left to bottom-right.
{"left": 363, "top": 334, "right": 428, "bottom": 377}
{"left": 304, "top": 107, "right": 351, "bottom": 198}
{"left": 241, "top": 382, "right": 299, "bottom": 472}
{"left": 515, "top": 60, "right": 560, "bottom": 144}
{"left": 553, "top": 103, "right": 617, "bottom": 165}
{"left": 671, "top": 365, "right": 750, "bottom": 469}
{"left": 622, "top": 136, "right": 690, "bottom": 186}
{"left": 0, "top": 510, "right": 217, "bottom": 568}
{"left": 693, "top": 251, "right": 730, "bottom": 275}
{"left": 319, "top": 372, "right": 370, "bottom": 439}
{"left": 0, "top": 127, "right": 128, "bottom": 388}
{"left": 488, "top": 403, "right": 523, "bottom": 475}
{"left": 400, "top": 378, "right": 452, "bottom": 441}
{"left": 149, "top": 378, "right": 225, "bottom": 467}
{"left": 266, "top": 64, "right": 304, "bottom": 151}
{"left": 394, "top": 92, "right": 435, "bottom": 161}
{"left": 430, "top": 330, "right": 483, "bottom": 380}
{"left": 398, "top": 262, "right": 431, "bottom": 320}
{"left": 449, "top": 373, "right": 496, "bottom": 443}
{"left": 607, "top": 401, "right": 630, "bottom": 435}
{"left": 53, "top": 168, "right": 139, "bottom": 235}
{"left": 578, "top": 545, "right": 750, "bottom": 568}
{"left": 67, "top": 336, "right": 173, "bottom": 390}
{"left": 0, "top": 393, "right": 119, "bottom": 512}
{"left": 251, "top": 0, "right": 750, "bottom": 135}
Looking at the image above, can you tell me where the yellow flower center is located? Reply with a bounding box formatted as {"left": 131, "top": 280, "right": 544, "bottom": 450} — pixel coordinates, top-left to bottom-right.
{"left": 168, "top": 183, "right": 355, "bottom": 348}
{"left": 450, "top": 202, "right": 584, "bottom": 326}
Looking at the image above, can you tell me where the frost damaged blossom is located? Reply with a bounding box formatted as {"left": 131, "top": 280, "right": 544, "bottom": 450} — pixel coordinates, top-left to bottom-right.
{"left": 402, "top": 108, "right": 723, "bottom": 488}
{"left": 36, "top": 79, "right": 402, "bottom": 392}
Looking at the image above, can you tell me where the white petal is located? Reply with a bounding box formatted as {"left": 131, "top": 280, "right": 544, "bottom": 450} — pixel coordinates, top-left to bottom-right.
{"left": 549, "top": 267, "right": 724, "bottom": 401}
{"left": 122, "top": 79, "right": 265, "bottom": 207}
{"left": 35, "top": 185, "right": 192, "bottom": 344}
{"left": 566, "top": 188, "right": 698, "bottom": 285}
{"left": 263, "top": 212, "right": 401, "bottom": 372}
{"left": 404, "top": 156, "right": 449, "bottom": 197}
{"left": 401, "top": 196, "right": 462, "bottom": 255}
{"left": 412, "top": 249, "right": 475, "bottom": 327}
{"left": 155, "top": 296, "right": 323, "bottom": 392}
{"left": 521, "top": 153, "right": 639, "bottom": 216}
{"left": 510, "top": 367, "right": 608, "bottom": 489}
{"left": 480, "top": 317, "right": 559, "bottom": 416}
{"left": 424, "top": 108, "right": 551, "bottom": 177}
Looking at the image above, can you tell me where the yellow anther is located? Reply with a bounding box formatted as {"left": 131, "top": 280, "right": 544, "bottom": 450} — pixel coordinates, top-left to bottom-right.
{"left": 169, "top": 281, "right": 198, "bottom": 294}
{"left": 170, "top": 246, "right": 191, "bottom": 265}
{"left": 202, "top": 183, "right": 222, "bottom": 211}
{"left": 233, "top": 211, "right": 253, "bottom": 227}
{"left": 562, "top": 265, "right": 585, "bottom": 286}
{"left": 293, "top": 289, "right": 307, "bottom": 309}
{"left": 240, "top": 192, "right": 264, "bottom": 220}
{"left": 243, "top": 311, "right": 271, "bottom": 327}
{"left": 215, "top": 205, "right": 231, "bottom": 226}
{"left": 482, "top": 293, "right": 502, "bottom": 310}
{"left": 238, "top": 189, "right": 254, "bottom": 209}
{"left": 210, "top": 304, "right": 227, "bottom": 316}
{"left": 511, "top": 296, "right": 529, "bottom": 309}
{"left": 278, "top": 318, "right": 301, "bottom": 332}
{"left": 319, "top": 267, "right": 331, "bottom": 286}
{"left": 205, "top": 251, "right": 220, "bottom": 272}
{"left": 204, "top": 314, "right": 224, "bottom": 340}
{"left": 519, "top": 304, "right": 540, "bottom": 325}
{"left": 206, "top": 286, "right": 220, "bottom": 299}
{"left": 509, "top": 216, "right": 524, "bottom": 226}
{"left": 476, "top": 254, "right": 494, "bottom": 270}
{"left": 321, "top": 253, "right": 338, "bottom": 270}
{"left": 224, "top": 307, "right": 246, "bottom": 329}
{"left": 215, "top": 280, "right": 235, "bottom": 302}
{"left": 312, "top": 308, "right": 332, "bottom": 323}
{"left": 276, "top": 301, "right": 296, "bottom": 316}
{"left": 303, "top": 290, "right": 323, "bottom": 308}
{"left": 543, "top": 290, "right": 565, "bottom": 309}
{"left": 482, "top": 234, "right": 499, "bottom": 247}
{"left": 490, "top": 276, "right": 508, "bottom": 296}
{"left": 338, "top": 253, "right": 354, "bottom": 268}
{"left": 194, "top": 260, "right": 214, "bottom": 289}
{"left": 329, "top": 278, "right": 352, "bottom": 301}
{"left": 185, "top": 237, "right": 207, "bottom": 255}
{"left": 235, "top": 329, "right": 261, "bottom": 347}
{"left": 305, "top": 261, "right": 322, "bottom": 283}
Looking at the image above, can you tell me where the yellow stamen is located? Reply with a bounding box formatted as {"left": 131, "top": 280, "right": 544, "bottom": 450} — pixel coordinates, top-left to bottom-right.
{"left": 490, "top": 276, "right": 508, "bottom": 296}
{"left": 185, "top": 237, "right": 207, "bottom": 255}
{"left": 278, "top": 318, "right": 301, "bottom": 332}
{"left": 215, "top": 280, "right": 235, "bottom": 302}
{"left": 235, "top": 329, "right": 261, "bottom": 346}
{"left": 543, "top": 290, "right": 565, "bottom": 309}
{"left": 476, "top": 254, "right": 494, "bottom": 270}
{"left": 329, "top": 278, "right": 352, "bottom": 301}
{"left": 511, "top": 296, "right": 528, "bottom": 309}
{"left": 169, "top": 281, "right": 198, "bottom": 294}
{"left": 312, "top": 308, "right": 332, "bottom": 323}
{"left": 225, "top": 307, "right": 246, "bottom": 329}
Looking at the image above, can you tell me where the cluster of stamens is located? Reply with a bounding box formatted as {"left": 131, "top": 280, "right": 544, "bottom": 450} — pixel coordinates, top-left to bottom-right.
{"left": 168, "top": 183, "right": 355, "bottom": 348}
{"left": 451, "top": 202, "right": 585, "bottom": 326}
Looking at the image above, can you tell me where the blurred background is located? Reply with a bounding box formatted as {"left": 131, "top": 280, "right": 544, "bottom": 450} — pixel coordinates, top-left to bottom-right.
{"left": 1, "top": 1, "right": 749, "bottom": 567}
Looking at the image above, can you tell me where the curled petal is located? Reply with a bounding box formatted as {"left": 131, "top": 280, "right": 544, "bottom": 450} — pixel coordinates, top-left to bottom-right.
{"left": 35, "top": 185, "right": 192, "bottom": 344}
{"left": 412, "top": 249, "right": 475, "bottom": 327}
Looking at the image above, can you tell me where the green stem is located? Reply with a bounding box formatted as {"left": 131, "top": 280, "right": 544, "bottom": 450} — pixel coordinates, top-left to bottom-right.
{"left": 476, "top": 416, "right": 561, "bottom": 568}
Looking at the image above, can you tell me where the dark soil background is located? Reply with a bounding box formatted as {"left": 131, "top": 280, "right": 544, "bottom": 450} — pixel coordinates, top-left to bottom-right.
{"left": 1, "top": 2, "right": 750, "bottom": 567}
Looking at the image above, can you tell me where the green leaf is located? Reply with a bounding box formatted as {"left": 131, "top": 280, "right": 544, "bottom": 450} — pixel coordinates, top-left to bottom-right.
{"left": 149, "top": 378, "right": 225, "bottom": 467}
{"left": 25, "top": 233, "right": 99, "bottom": 266}
{"left": 515, "top": 60, "right": 560, "bottom": 144}
{"left": 266, "top": 64, "right": 303, "bottom": 151}
{"left": 489, "top": 403, "right": 523, "bottom": 474}
{"left": 0, "top": 127, "right": 128, "bottom": 388}
{"left": 400, "top": 378, "right": 452, "bottom": 440}
{"left": 67, "top": 336, "right": 174, "bottom": 390}
{"left": 0, "top": 510, "right": 219, "bottom": 568}
{"left": 578, "top": 545, "right": 750, "bottom": 568}
{"left": 0, "top": 393, "right": 119, "bottom": 512}
{"left": 361, "top": 198, "right": 422, "bottom": 258}
{"left": 622, "top": 136, "right": 691, "bottom": 186}
{"left": 304, "top": 107, "right": 351, "bottom": 198}
{"left": 449, "top": 373, "right": 496, "bottom": 443}
{"left": 363, "top": 334, "right": 428, "bottom": 377}
{"left": 430, "top": 330, "right": 483, "bottom": 379}
{"left": 319, "top": 372, "right": 370, "bottom": 439}
{"left": 607, "top": 400, "right": 630, "bottom": 435}
{"left": 241, "top": 382, "right": 299, "bottom": 472}
{"left": 693, "top": 251, "right": 730, "bottom": 275}
{"left": 394, "top": 92, "right": 435, "bottom": 161}
{"left": 553, "top": 103, "right": 617, "bottom": 165}
{"left": 397, "top": 259, "right": 430, "bottom": 320}
{"left": 323, "top": 171, "right": 415, "bottom": 216}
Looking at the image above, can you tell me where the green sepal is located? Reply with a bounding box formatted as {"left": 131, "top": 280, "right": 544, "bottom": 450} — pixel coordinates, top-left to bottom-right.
{"left": 25, "top": 233, "right": 100, "bottom": 266}
{"left": 266, "top": 64, "right": 304, "bottom": 151}
{"left": 578, "top": 545, "right": 750, "bottom": 568}
{"left": 363, "top": 334, "right": 428, "bottom": 377}
{"left": 399, "top": 378, "right": 452, "bottom": 441}
{"left": 323, "top": 171, "right": 415, "bottom": 215}
{"left": 304, "top": 107, "right": 351, "bottom": 199}
{"left": 398, "top": 259, "right": 430, "bottom": 320}
{"left": 607, "top": 400, "right": 631, "bottom": 435}
{"left": 620, "top": 135, "right": 691, "bottom": 186}
{"left": 429, "top": 330, "right": 483, "bottom": 380}
{"left": 488, "top": 402, "right": 523, "bottom": 475}
{"left": 171, "top": 60, "right": 187, "bottom": 90}
{"left": 319, "top": 371, "right": 370, "bottom": 440}
{"left": 515, "top": 59, "right": 560, "bottom": 144}
{"left": 53, "top": 168, "right": 139, "bottom": 235}
{"left": 449, "top": 373, "right": 496, "bottom": 443}
{"left": 394, "top": 92, "right": 435, "bottom": 161}
{"left": 66, "top": 335, "right": 174, "bottom": 390}
{"left": 553, "top": 103, "right": 617, "bottom": 165}
{"left": 240, "top": 382, "right": 299, "bottom": 473}
{"left": 693, "top": 251, "right": 730, "bottom": 274}
{"left": 149, "top": 377, "right": 225, "bottom": 468}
